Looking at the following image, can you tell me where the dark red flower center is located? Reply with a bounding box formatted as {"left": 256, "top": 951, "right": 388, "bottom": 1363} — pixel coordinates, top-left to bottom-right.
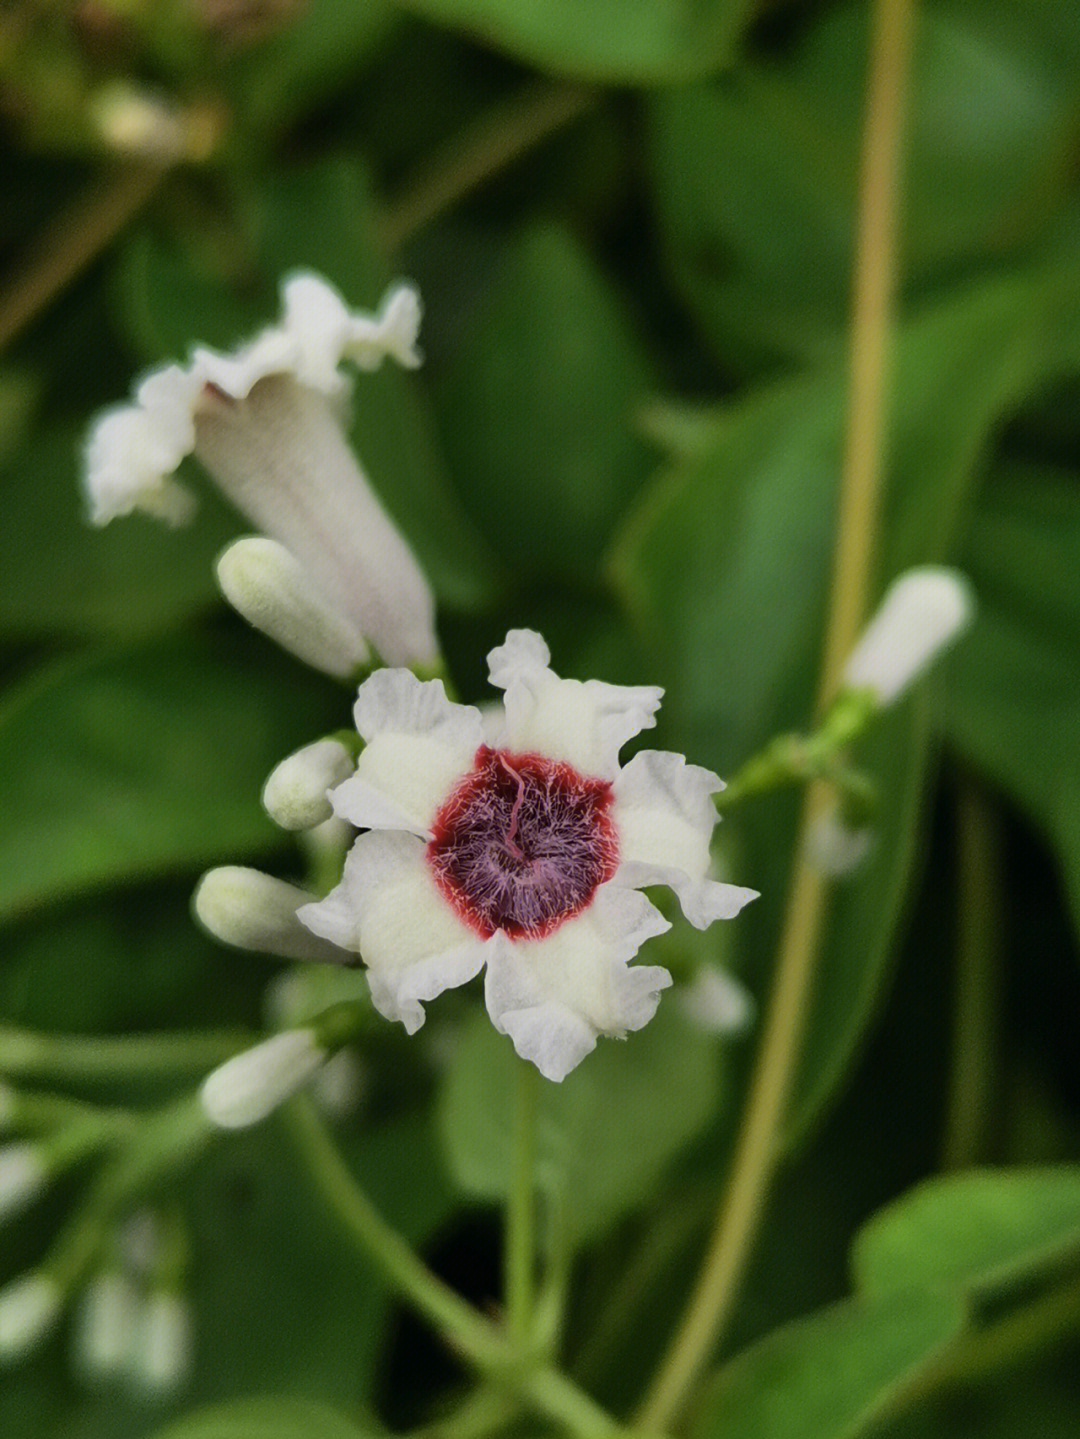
{"left": 427, "top": 746, "right": 618, "bottom": 940}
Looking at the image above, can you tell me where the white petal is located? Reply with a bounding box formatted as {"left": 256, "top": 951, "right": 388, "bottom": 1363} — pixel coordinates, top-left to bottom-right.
{"left": 193, "top": 867, "right": 352, "bottom": 964}
{"left": 298, "top": 831, "right": 491, "bottom": 1034}
{"left": 844, "top": 567, "right": 975, "bottom": 705}
{"left": 199, "top": 1029, "right": 326, "bottom": 1129}
{"left": 612, "top": 750, "right": 759, "bottom": 928}
{"left": 281, "top": 273, "right": 423, "bottom": 382}
{"left": 487, "top": 629, "right": 662, "bottom": 779}
{"left": 331, "top": 670, "right": 482, "bottom": 835}
{"left": 484, "top": 885, "right": 672, "bottom": 1080}
{"left": 348, "top": 282, "right": 423, "bottom": 370}
{"left": 83, "top": 406, "right": 196, "bottom": 526}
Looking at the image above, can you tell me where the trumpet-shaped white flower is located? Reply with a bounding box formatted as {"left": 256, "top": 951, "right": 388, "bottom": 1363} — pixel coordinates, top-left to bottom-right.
{"left": 298, "top": 630, "right": 758, "bottom": 1081}
{"left": 84, "top": 272, "right": 439, "bottom": 667}
{"left": 199, "top": 1028, "right": 327, "bottom": 1129}
{"left": 844, "top": 567, "right": 974, "bottom": 705}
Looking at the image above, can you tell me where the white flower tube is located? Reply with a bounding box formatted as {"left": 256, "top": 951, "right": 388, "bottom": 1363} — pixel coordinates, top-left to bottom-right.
{"left": 199, "top": 1029, "right": 327, "bottom": 1129}
{"left": 263, "top": 738, "right": 355, "bottom": 831}
{"left": 0, "top": 1143, "right": 47, "bottom": 1224}
{"left": 84, "top": 273, "right": 439, "bottom": 668}
{"left": 0, "top": 1272, "right": 62, "bottom": 1358}
{"left": 133, "top": 1290, "right": 193, "bottom": 1395}
{"left": 75, "top": 1271, "right": 139, "bottom": 1379}
{"left": 843, "top": 568, "right": 974, "bottom": 705}
{"left": 193, "top": 867, "right": 350, "bottom": 964}
{"left": 217, "top": 538, "right": 369, "bottom": 678}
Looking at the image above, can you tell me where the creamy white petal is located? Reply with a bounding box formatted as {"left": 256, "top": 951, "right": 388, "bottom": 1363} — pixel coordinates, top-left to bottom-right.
{"left": 484, "top": 885, "right": 672, "bottom": 1081}
{"left": 487, "top": 629, "right": 661, "bottom": 779}
{"left": 83, "top": 406, "right": 196, "bottom": 526}
{"left": 612, "top": 750, "right": 759, "bottom": 928}
{"left": 281, "top": 273, "right": 422, "bottom": 382}
{"left": 298, "top": 831, "right": 492, "bottom": 1034}
{"left": 331, "top": 670, "right": 482, "bottom": 835}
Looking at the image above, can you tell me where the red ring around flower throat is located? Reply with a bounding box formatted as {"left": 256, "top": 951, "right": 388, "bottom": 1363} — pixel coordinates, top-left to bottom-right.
{"left": 427, "top": 747, "right": 618, "bottom": 940}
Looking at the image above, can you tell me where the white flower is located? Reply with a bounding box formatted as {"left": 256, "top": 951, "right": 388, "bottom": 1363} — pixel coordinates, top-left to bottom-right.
{"left": 133, "top": 1291, "right": 193, "bottom": 1396}
{"left": 193, "top": 867, "right": 351, "bottom": 964}
{"left": 199, "top": 1029, "right": 326, "bottom": 1129}
{"left": 0, "top": 1143, "right": 47, "bottom": 1224}
{"left": 299, "top": 630, "right": 758, "bottom": 1081}
{"left": 84, "top": 272, "right": 439, "bottom": 668}
{"left": 679, "top": 966, "right": 755, "bottom": 1035}
{"left": 0, "top": 1272, "right": 62, "bottom": 1359}
{"left": 217, "top": 538, "right": 370, "bottom": 678}
{"left": 263, "top": 737, "right": 355, "bottom": 830}
{"left": 75, "top": 1271, "right": 139, "bottom": 1379}
{"left": 843, "top": 568, "right": 974, "bottom": 705}
{"left": 805, "top": 807, "right": 875, "bottom": 877}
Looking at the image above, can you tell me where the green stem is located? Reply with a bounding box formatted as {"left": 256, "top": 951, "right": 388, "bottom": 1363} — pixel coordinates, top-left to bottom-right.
{"left": 286, "top": 1097, "right": 621, "bottom": 1438}
{"left": 634, "top": 0, "right": 917, "bottom": 1428}
{"left": 0, "top": 1027, "right": 252, "bottom": 1086}
{"left": 507, "top": 1058, "right": 538, "bottom": 1342}
{"left": 941, "top": 779, "right": 1001, "bottom": 1170}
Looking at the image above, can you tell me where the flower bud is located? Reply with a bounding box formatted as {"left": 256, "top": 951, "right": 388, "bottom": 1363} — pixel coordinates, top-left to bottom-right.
{"left": 216, "top": 538, "right": 369, "bottom": 678}
{"left": 843, "top": 568, "right": 974, "bottom": 706}
{"left": 75, "top": 1271, "right": 139, "bottom": 1379}
{"left": 0, "top": 1272, "right": 62, "bottom": 1359}
{"left": 193, "top": 867, "right": 348, "bottom": 964}
{"left": 678, "top": 966, "right": 755, "bottom": 1035}
{"left": 133, "top": 1290, "right": 193, "bottom": 1396}
{"left": 263, "top": 739, "right": 355, "bottom": 831}
{"left": 0, "top": 1143, "right": 47, "bottom": 1224}
{"left": 199, "top": 1029, "right": 327, "bottom": 1129}
{"left": 806, "top": 809, "right": 874, "bottom": 877}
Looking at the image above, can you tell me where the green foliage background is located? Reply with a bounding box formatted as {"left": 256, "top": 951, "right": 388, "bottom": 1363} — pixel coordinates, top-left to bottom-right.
{"left": 2, "top": 0, "right": 1080, "bottom": 1436}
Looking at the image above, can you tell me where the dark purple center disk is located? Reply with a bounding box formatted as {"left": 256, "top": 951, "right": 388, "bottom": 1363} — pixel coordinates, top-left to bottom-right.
{"left": 427, "top": 746, "right": 618, "bottom": 940}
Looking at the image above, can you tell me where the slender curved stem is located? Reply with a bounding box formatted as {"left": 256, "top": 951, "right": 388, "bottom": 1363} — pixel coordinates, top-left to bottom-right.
{"left": 634, "top": 0, "right": 917, "bottom": 1428}
{"left": 0, "top": 1026, "right": 251, "bottom": 1086}
{"left": 507, "top": 1057, "right": 538, "bottom": 1341}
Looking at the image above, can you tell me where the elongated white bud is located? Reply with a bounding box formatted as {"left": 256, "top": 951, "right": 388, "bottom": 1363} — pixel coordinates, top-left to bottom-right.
{"left": 679, "top": 967, "right": 755, "bottom": 1035}
{"left": 0, "top": 1143, "right": 47, "bottom": 1224}
{"left": 806, "top": 809, "right": 874, "bottom": 877}
{"left": 217, "top": 538, "right": 369, "bottom": 678}
{"left": 75, "top": 1271, "right": 139, "bottom": 1378}
{"left": 134, "top": 1291, "right": 192, "bottom": 1395}
{"left": 263, "top": 739, "right": 354, "bottom": 831}
{"left": 0, "top": 1272, "right": 62, "bottom": 1359}
{"left": 844, "top": 568, "right": 974, "bottom": 705}
{"left": 193, "top": 867, "right": 348, "bottom": 964}
{"left": 199, "top": 1029, "right": 327, "bottom": 1129}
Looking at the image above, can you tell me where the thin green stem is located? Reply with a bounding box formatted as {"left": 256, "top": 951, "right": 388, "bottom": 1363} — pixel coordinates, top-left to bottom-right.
{"left": 507, "top": 1057, "right": 539, "bottom": 1342}
{"left": 378, "top": 81, "right": 597, "bottom": 252}
{"left": 942, "top": 779, "right": 1001, "bottom": 1170}
{"left": 0, "top": 1026, "right": 252, "bottom": 1087}
{"left": 634, "top": 0, "right": 917, "bottom": 1428}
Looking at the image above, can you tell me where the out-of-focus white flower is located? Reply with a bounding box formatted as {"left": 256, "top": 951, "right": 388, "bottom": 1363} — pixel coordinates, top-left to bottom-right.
{"left": 199, "top": 1029, "right": 326, "bottom": 1129}
{"left": 678, "top": 966, "right": 755, "bottom": 1035}
{"left": 193, "top": 867, "right": 349, "bottom": 964}
{"left": 843, "top": 568, "right": 974, "bottom": 706}
{"left": 75, "top": 1271, "right": 139, "bottom": 1379}
{"left": 84, "top": 273, "right": 438, "bottom": 667}
{"left": 0, "top": 1143, "right": 47, "bottom": 1224}
{"left": 298, "top": 630, "right": 758, "bottom": 1081}
{"left": 263, "top": 737, "right": 356, "bottom": 830}
{"left": 805, "top": 808, "right": 875, "bottom": 877}
{"left": 0, "top": 1272, "right": 62, "bottom": 1359}
{"left": 132, "top": 1290, "right": 193, "bottom": 1396}
{"left": 217, "top": 538, "right": 370, "bottom": 678}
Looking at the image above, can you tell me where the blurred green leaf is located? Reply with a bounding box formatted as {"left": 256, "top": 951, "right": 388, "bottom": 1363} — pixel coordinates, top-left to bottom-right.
{"left": 932, "top": 461, "right": 1080, "bottom": 940}
{"left": 648, "top": 1, "right": 1080, "bottom": 368}
{"left": 0, "top": 424, "right": 239, "bottom": 642}
{"left": 150, "top": 1396, "right": 369, "bottom": 1438}
{"left": 853, "top": 1166, "right": 1080, "bottom": 1301}
{"left": 116, "top": 156, "right": 498, "bottom": 613}
{"left": 0, "top": 633, "right": 341, "bottom": 923}
{"left": 391, "top": 0, "right": 753, "bottom": 83}
{"left": 609, "top": 251, "right": 1080, "bottom": 1146}
{"left": 693, "top": 1290, "right": 965, "bottom": 1439}
{"left": 432, "top": 222, "right": 658, "bottom": 580}
{"left": 438, "top": 1001, "right": 720, "bottom": 1247}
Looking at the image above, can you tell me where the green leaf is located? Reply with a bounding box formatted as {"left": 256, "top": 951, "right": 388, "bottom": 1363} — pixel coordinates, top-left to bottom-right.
{"left": 932, "top": 461, "right": 1080, "bottom": 940}
{"left": 150, "top": 1396, "right": 369, "bottom": 1439}
{"left": 609, "top": 251, "right": 1080, "bottom": 1146}
{"left": 0, "top": 424, "right": 240, "bottom": 642}
{"left": 438, "top": 999, "right": 720, "bottom": 1247}
{"left": 0, "top": 633, "right": 342, "bottom": 923}
{"left": 431, "top": 223, "right": 658, "bottom": 580}
{"left": 855, "top": 1166, "right": 1080, "bottom": 1302}
{"left": 648, "top": 2, "right": 1080, "bottom": 368}
{"left": 693, "top": 1290, "right": 965, "bottom": 1439}
{"left": 391, "top": 0, "right": 754, "bottom": 83}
